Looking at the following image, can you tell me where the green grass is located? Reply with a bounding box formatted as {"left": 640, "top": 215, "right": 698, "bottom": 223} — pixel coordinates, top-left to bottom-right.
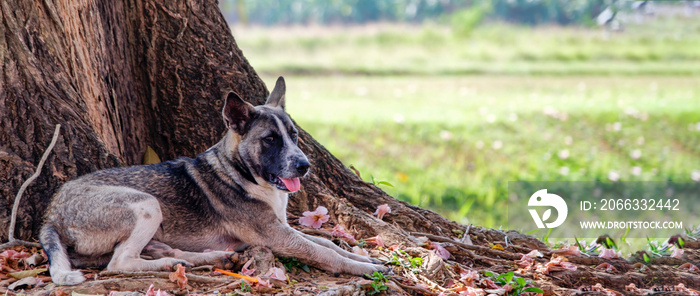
{"left": 277, "top": 75, "right": 700, "bottom": 227}
{"left": 234, "top": 17, "right": 700, "bottom": 76}
{"left": 234, "top": 18, "right": 700, "bottom": 229}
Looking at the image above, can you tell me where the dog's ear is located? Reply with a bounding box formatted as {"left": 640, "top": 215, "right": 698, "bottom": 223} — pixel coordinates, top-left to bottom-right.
{"left": 265, "top": 76, "right": 286, "bottom": 109}
{"left": 222, "top": 91, "right": 256, "bottom": 134}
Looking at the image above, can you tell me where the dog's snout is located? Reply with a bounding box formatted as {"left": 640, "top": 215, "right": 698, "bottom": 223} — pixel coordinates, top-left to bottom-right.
{"left": 295, "top": 159, "right": 310, "bottom": 175}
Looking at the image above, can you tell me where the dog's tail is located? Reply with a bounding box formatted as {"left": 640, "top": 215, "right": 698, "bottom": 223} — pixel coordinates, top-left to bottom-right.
{"left": 39, "top": 224, "right": 85, "bottom": 285}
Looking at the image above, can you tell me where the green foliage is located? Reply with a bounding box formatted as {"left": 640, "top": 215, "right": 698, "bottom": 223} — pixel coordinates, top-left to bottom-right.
{"left": 279, "top": 257, "right": 310, "bottom": 273}
{"left": 237, "top": 18, "right": 700, "bottom": 76}
{"left": 239, "top": 281, "right": 251, "bottom": 292}
{"left": 370, "top": 175, "right": 394, "bottom": 187}
{"left": 450, "top": 2, "right": 491, "bottom": 37}
{"left": 363, "top": 271, "right": 390, "bottom": 295}
{"left": 483, "top": 271, "right": 544, "bottom": 295}
{"left": 646, "top": 237, "right": 672, "bottom": 257}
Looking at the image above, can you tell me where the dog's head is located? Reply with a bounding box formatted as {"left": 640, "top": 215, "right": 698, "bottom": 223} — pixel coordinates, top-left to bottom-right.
{"left": 221, "top": 77, "right": 310, "bottom": 192}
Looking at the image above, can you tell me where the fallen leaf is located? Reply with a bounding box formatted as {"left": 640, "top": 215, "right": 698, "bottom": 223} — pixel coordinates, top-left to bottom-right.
{"left": 459, "top": 270, "right": 479, "bottom": 287}
{"left": 459, "top": 286, "right": 486, "bottom": 296}
{"left": 679, "top": 262, "right": 700, "bottom": 272}
{"left": 168, "top": 263, "right": 187, "bottom": 289}
{"left": 674, "top": 283, "right": 700, "bottom": 296}
{"left": 551, "top": 245, "right": 580, "bottom": 256}
{"left": 8, "top": 276, "right": 41, "bottom": 290}
{"left": 9, "top": 268, "right": 47, "bottom": 279}
{"left": 595, "top": 263, "right": 617, "bottom": 272}
{"left": 263, "top": 267, "right": 286, "bottom": 282}
{"left": 143, "top": 146, "right": 161, "bottom": 164}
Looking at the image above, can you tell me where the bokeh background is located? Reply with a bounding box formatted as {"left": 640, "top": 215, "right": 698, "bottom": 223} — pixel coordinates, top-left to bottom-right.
{"left": 218, "top": 0, "right": 700, "bottom": 231}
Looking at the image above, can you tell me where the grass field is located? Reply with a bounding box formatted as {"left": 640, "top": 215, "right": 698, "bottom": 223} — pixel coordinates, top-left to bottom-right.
{"left": 234, "top": 18, "right": 700, "bottom": 76}
{"left": 234, "top": 17, "right": 700, "bottom": 232}
{"left": 275, "top": 75, "right": 700, "bottom": 228}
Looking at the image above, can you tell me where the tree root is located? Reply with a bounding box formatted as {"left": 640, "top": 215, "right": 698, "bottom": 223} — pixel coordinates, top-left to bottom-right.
{"left": 411, "top": 232, "right": 523, "bottom": 260}
{"left": 98, "top": 271, "right": 230, "bottom": 284}
{"left": 0, "top": 240, "right": 42, "bottom": 251}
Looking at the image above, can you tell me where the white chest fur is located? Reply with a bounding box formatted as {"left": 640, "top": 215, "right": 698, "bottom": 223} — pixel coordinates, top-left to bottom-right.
{"left": 246, "top": 183, "right": 289, "bottom": 225}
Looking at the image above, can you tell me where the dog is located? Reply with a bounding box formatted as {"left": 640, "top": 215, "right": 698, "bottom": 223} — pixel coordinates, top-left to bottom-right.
{"left": 39, "top": 77, "right": 386, "bottom": 285}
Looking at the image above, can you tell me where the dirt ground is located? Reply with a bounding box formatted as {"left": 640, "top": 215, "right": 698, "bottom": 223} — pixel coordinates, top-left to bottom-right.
{"left": 2, "top": 221, "right": 700, "bottom": 296}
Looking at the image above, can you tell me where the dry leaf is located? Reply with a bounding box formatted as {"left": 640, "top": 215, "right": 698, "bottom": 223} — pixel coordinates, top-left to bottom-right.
{"left": 168, "top": 263, "right": 188, "bottom": 289}
{"left": 9, "top": 268, "right": 47, "bottom": 279}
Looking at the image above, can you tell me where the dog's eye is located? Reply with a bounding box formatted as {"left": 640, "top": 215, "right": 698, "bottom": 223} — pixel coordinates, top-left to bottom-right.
{"left": 291, "top": 133, "right": 298, "bottom": 142}
{"left": 263, "top": 136, "right": 275, "bottom": 144}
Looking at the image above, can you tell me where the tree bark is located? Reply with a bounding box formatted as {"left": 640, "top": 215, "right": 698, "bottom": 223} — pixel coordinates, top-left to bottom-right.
{"left": 0, "top": 0, "right": 460, "bottom": 244}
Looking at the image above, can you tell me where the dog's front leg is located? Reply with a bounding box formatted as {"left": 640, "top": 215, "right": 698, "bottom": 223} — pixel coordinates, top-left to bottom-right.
{"left": 250, "top": 225, "right": 386, "bottom": 276}
{"left": 295, "top": 230, "right": 380, "bottom": 264}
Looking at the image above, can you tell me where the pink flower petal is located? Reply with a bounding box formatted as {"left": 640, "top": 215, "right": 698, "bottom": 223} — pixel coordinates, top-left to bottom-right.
{"left": 460, "top": 286, "right": 486, "bottom": 296}
{"left": 430, "top": 242, "right": 450, "bottom": 260}
{"left": 459, "top": 270, "right": 479, "bottom": 286}
{"left": 366, "top": 235, "right": 385, "bottom": 247}
{"left": 373, "top": 204, "right": 391, "bottom": 220}
{"left": 299, "top": 206, "right": 330, "bottom": 229}
{"left": 263, "top": 267, "right": 286, "bottom": 282}
{"left": 241, "top": 258, "right": 256, "bottom": 276}
{"left": 331, "top": 225, "right": 356, "bottom": 243}
{"left": 598, "top": 248, "right": 620, "bottom": 259}
{"left": 352, "top": 246, "right": 369, "bottom": 257}
{"left": 560, "top": 261, "right": 577, "bottom": 271}
{"left": 670, "top": 248, "right": 684, "bottom": 259}
{"left": 255, "top": 278, "right": 273, "bottom": 288}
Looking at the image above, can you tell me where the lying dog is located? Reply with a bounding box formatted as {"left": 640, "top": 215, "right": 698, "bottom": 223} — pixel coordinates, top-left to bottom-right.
{"left": 40, "top": 77, "right": 386, "bottom": 285}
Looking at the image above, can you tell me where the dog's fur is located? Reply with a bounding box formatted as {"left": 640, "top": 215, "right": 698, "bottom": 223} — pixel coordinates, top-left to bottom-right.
{"left": 40, "top": 77, "right": 386, "bottom": 285}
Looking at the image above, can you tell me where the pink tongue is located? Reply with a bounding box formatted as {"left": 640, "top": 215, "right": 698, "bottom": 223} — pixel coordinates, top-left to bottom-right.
{"left": 280, "top": 177, "right": 301, "bottom": 192}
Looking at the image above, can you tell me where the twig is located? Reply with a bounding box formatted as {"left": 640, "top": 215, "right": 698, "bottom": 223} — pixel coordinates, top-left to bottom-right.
{"left": 8, "top": 124, "right": 61, "bottom": 241}
{"left": 459, "top": 224, "right": 473, "bottom": 245}
{"left": 411, "top": 232, "right": 522, "bottom": 260}
{"left": 99, "top": 270, "right": 230, "bottom": 284}
{"left": 0, "top": 240, "right": 42, "bottom": 251}
{"left": 390, "top": 278, "right": 440, "bottom": 296}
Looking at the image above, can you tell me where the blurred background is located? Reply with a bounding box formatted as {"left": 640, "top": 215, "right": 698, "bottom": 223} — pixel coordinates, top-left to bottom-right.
{"left": 218, "top": 0, "right": 700, "bottom": 230}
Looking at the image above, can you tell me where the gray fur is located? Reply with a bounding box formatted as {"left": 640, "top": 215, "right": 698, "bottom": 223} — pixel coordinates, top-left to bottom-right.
{"left": 40, "top": 77, "right": 385, "bottom": 285}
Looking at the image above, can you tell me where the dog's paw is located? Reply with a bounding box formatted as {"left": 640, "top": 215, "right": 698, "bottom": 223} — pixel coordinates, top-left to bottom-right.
{"left": 346, "top": 262, "right": 388, "bottom": 277}
{"left": 51, "top": 270, "right": 86, "bottom": 286}
{"left": 210, "top": 251, "right": 237, "bottom": 270}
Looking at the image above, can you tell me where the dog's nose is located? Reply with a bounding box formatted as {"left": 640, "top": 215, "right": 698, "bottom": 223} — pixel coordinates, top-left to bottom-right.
{"left": 295, "top": 159, "right": 310, "bottom": 175}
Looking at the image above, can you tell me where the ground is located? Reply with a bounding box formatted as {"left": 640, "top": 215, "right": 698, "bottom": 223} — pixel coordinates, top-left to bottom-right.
{"left": 2, "top": 211, "right": 700, "bottom": 296}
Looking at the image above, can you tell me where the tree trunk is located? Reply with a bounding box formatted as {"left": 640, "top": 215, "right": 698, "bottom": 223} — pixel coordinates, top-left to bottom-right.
{"left": 0, "top": 0, "right": 460, "bottom": 244}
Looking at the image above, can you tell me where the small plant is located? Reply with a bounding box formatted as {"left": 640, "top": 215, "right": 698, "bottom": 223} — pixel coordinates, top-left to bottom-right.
{"left": 239, "top": 281, "right": 251, "bottom": 292}
{"left": 279, "top": 257, "right": 311, "bottom": 273}
{"left": 483, "top": 271, "right": 544, "bottom": 296}
{"left": 358, "top": 238, "right": 367, "bottom": 248}
{"left": 646, "top": 236, "right": 672, "bottom": 257}
{"left": 409, "top": 256, "right": 423, "bottom": 269}
{"left": 363, "top": 271, "right": 390, "bottom": 295}
{"left": 370, "top": 175, "right": 394, "bottom": 187}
